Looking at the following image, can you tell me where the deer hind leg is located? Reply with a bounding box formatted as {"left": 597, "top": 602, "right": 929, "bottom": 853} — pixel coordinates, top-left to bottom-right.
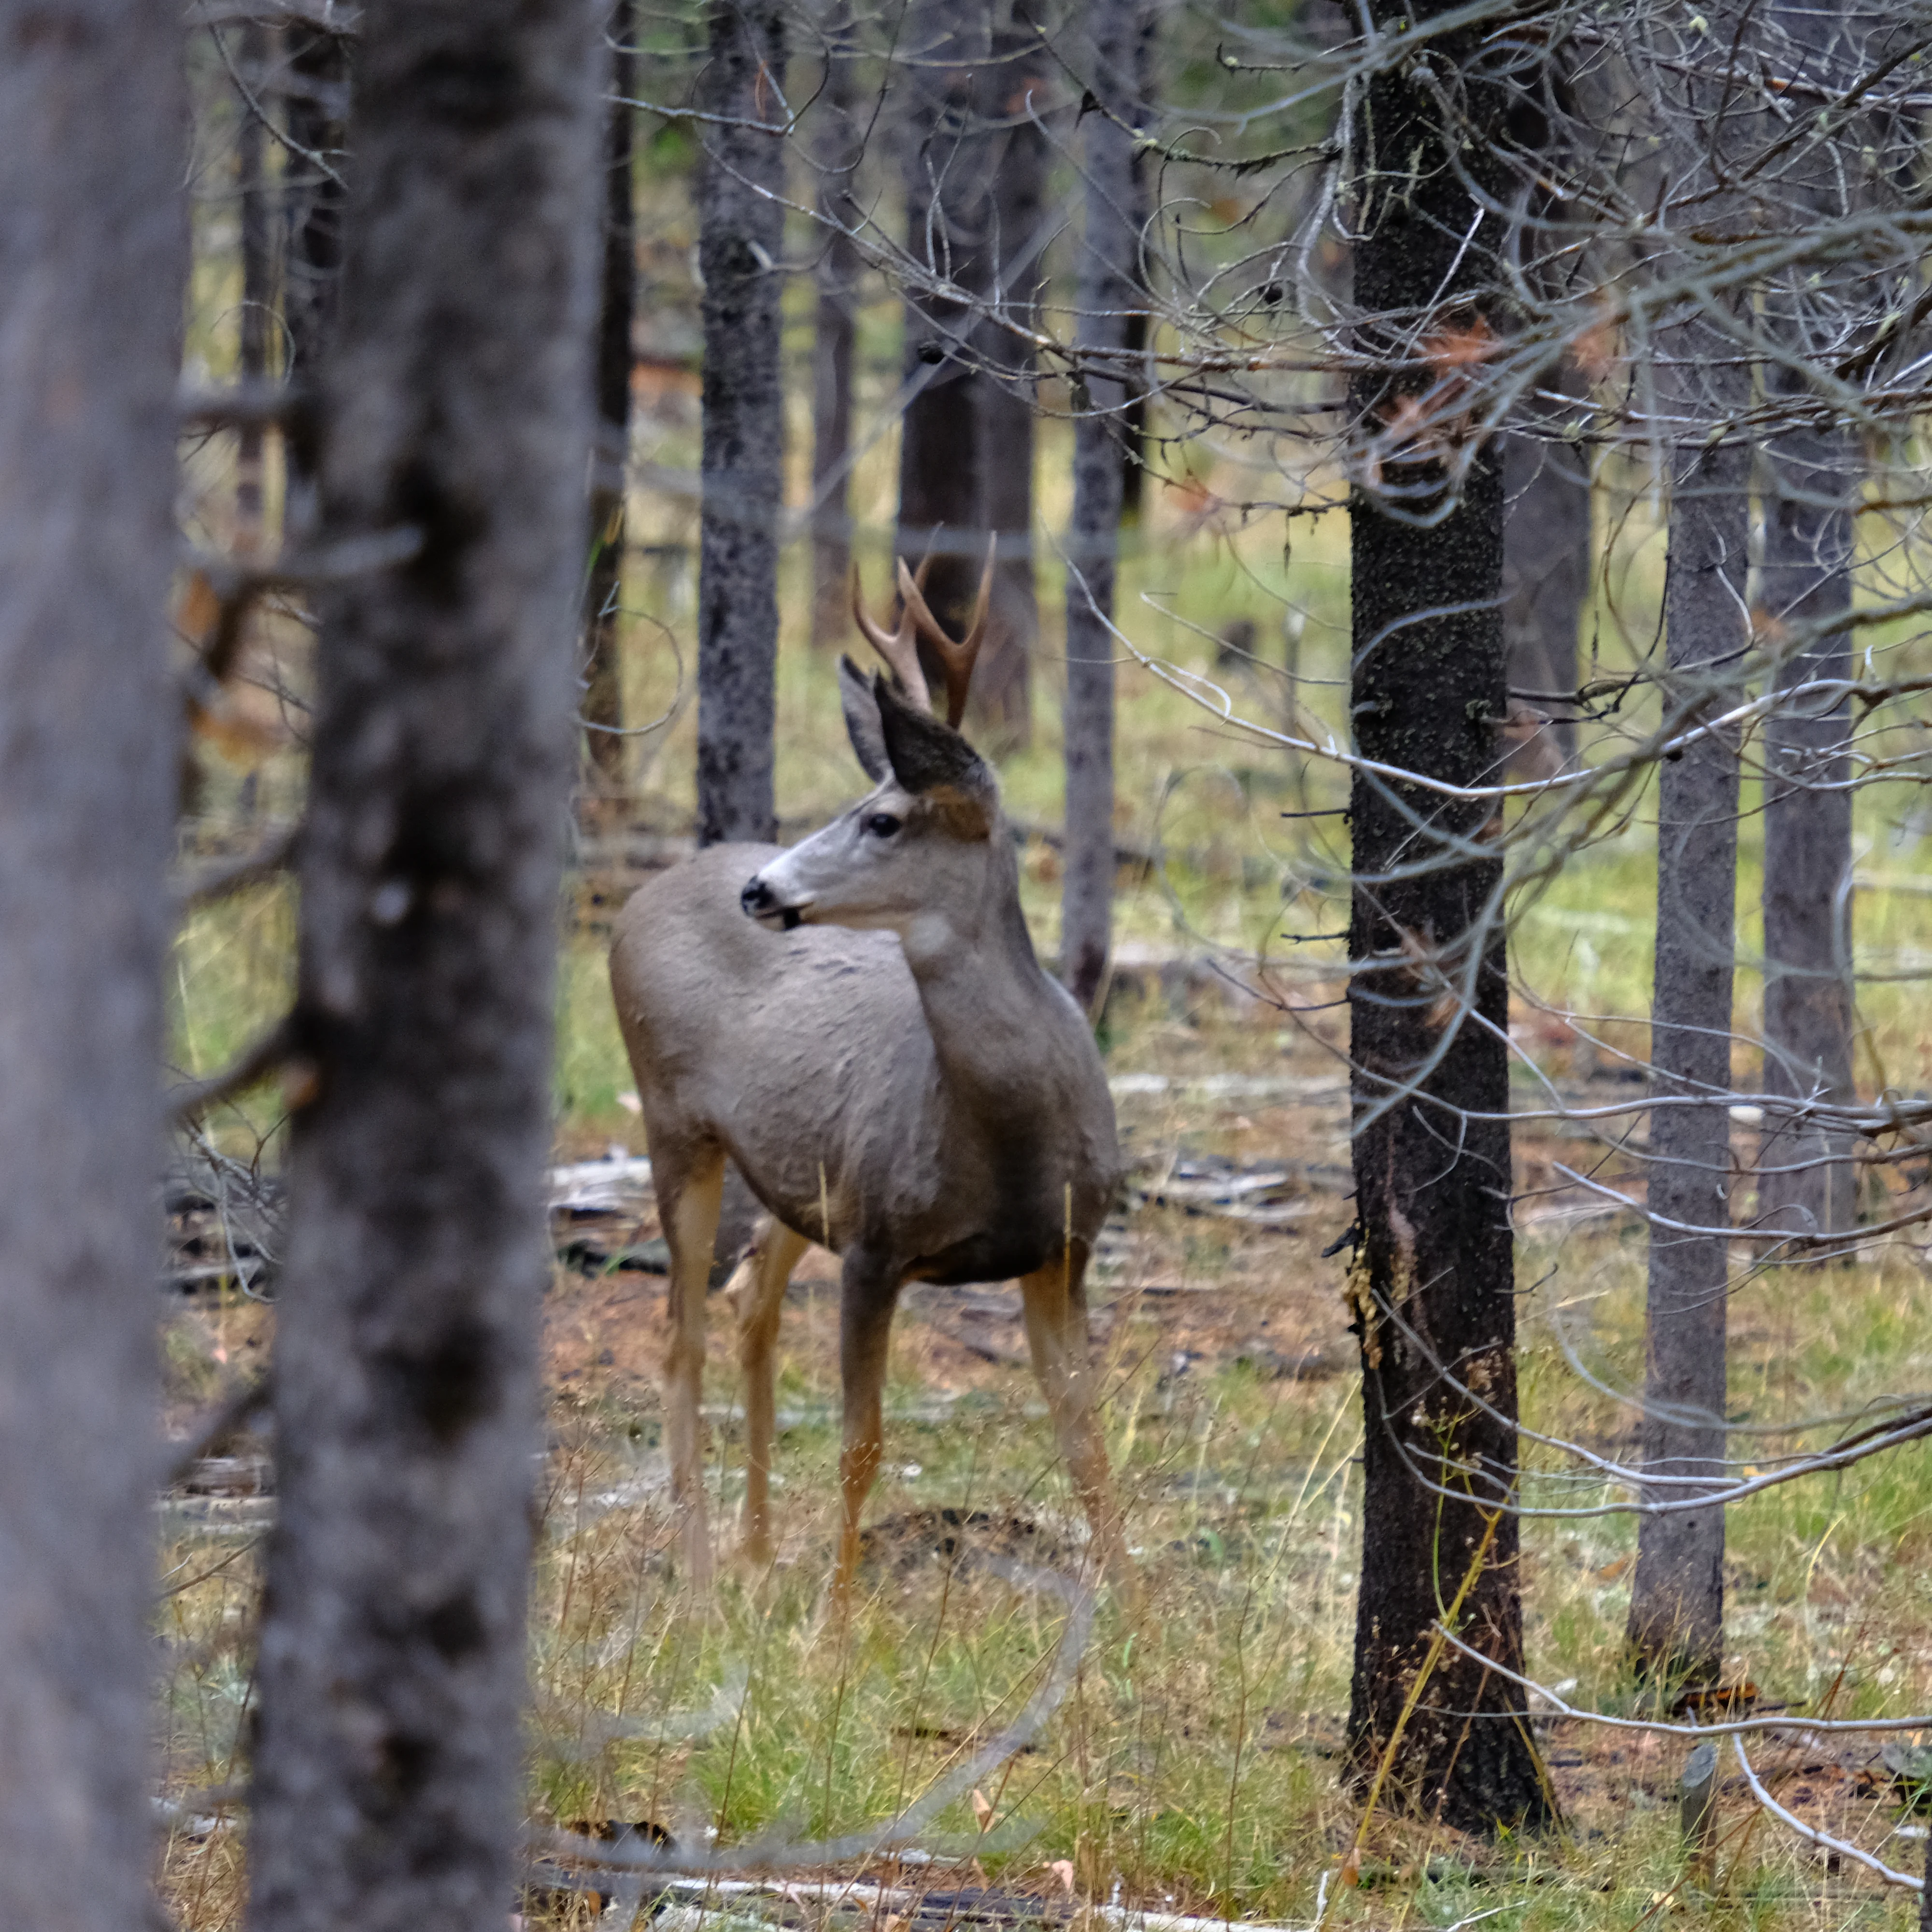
{"left": 732, "top": 1218, "right": 810, "bottom": 1568}
{"left": 831, "top": 1250, "right": 900, "bottom": 1608}
{"left": 1018, "top": 1253, "right": 1140, "bottom": 1609}
{"left": 662, "top": 1149, "right": 725, "bottom": 1593}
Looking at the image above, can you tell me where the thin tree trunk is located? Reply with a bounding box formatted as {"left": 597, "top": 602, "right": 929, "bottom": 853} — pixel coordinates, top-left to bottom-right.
{"left": 282, "top": 16, "right": 348, "bottom": 524}
{"left": 1061, "top": 0, "right": 1147, "bottom": 1010}
{"left": 1625, "top": 422, "right": 1747, "bottom": 1685}
{"left": 245, "top": 4, "right": 600, "bottom": 1928}
{"left": 1757, "top": 428, "right": 1857, "bottom": 1245}
{"left": 582, "top": 0, "right": 637, "bottom": 814}
{"left": 0, "top": 6, "right": 182, "bottom": 1929}
{"left": 1756, "top": 0, "right": 1859, "bottom": 1247}
{"left": 1344, "top": 0, "right": 1551, "bottom": 1833}
{"left": 809, "top": 0, "right": 860, "bottom": 651}
{"left": 238, "top": 19, "right": 272, "bottom": 546}
{"left": 1623, "top": 27, "right": 1757, "bottom": 1683}
{"left": 969, "top": 15, "right": 1051, "bottom": 748}
{"left": 695, "top": 0, "right": 786, "bottom": 847}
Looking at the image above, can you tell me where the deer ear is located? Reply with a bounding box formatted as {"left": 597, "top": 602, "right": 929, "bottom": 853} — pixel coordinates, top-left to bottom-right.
{"left": 838, "top": 656, "right": 892, "bottom": 783}
{"left": 873, "top": 673, "right": 995, "bottom": 814}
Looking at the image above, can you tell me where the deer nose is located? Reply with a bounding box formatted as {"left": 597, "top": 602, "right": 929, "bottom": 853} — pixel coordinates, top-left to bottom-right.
{"left": 740, "top": 875, "right": 775, "bottom": 919}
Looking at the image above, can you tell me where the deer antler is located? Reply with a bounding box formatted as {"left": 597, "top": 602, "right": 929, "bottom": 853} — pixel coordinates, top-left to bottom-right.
{"left": 850, "top": 559, "right": 933, "bottom": 711}
{"left": 895, "top": 533, "right": 996, "bottom": 729}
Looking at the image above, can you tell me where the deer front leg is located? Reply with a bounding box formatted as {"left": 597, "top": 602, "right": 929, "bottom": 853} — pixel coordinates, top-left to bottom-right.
{"left": 733, "top": 1219, "right": 809, "bottom": 1567}
{"left": 662, "top": 1151, "right": 725, "bottom": 1593}
{"left": 832, "top": 1250, "right": 899, "bottom": 1608}
{"left": 1019, "top": 1254, "right": 1140, "bottom": 1610}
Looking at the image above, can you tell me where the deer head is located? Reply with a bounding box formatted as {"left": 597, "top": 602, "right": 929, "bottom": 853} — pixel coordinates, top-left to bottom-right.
{"left": 740, "top": 539, "right": 1002, "bottom": 940}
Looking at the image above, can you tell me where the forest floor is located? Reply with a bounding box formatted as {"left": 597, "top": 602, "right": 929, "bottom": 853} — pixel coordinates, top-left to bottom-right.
{"left": 154, "top": 937, "right": 1932, "bottom": 1932}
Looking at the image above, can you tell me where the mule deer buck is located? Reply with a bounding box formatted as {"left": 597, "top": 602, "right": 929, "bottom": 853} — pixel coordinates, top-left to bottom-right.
{"left": 609, "top": 546, "right": 1135, "bottom": 1604}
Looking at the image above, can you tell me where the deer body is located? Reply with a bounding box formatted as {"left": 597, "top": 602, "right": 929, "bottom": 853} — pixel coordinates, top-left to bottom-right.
{"left": 609, "top": 557, "right": 1132, "bottom": 1602}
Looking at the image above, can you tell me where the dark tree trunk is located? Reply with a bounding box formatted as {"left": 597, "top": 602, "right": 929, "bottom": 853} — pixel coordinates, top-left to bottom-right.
{"left": 238, "top": 19, "right": 273, "bottom": 544}
{"left": 897, "top": 0, "right": 1044, "bottom": 748}
{"left": 582, "top": 0, "right": 637, "bottom": 812}
{"left": 1756, "top": 0, "right": 1859, "bottom": 1247}
{"left": 244, "top": 4, "right": 600, "bottom": 1929}
{"left": 0, "top": 9, "right": 181, "bottom": 1927}
{"left": 896, "top": 0, "right": 989, "bottom": 686}
{"left": 1501, "top": 366, "right": 1591, "bottom": 761}
{"left": 695, "top": 0, "right": 786, "bottom": 847}
{"left": 1061, "top": 0, "right": 1149, "bottom": 1010}
{"left": 1625, "top": 428, "right": 1747, "bottom": 1685}
{"left": 282, "top": 15, "right": 348, "bottom": 524}
{"left": 809, "top": 0, "right": 860, "bottom": 652}
{"left": 1344, "top": 0, "right": 1552, "bottom": 1834}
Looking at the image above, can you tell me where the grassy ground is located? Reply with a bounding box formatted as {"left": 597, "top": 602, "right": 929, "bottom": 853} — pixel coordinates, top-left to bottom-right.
{"left": 156, "top": 308, "right": 1932, "bottom": 1931}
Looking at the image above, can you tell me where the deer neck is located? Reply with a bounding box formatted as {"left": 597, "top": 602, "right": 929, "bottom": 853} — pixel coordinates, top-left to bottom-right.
{"left": 895, "top": 834, "right": 1056, "bottom": 1093}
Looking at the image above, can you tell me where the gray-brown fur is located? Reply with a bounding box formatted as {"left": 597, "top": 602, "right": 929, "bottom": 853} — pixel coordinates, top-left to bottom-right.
{"left": 610, "top": 602, "right": 1132, "bottom": 1602}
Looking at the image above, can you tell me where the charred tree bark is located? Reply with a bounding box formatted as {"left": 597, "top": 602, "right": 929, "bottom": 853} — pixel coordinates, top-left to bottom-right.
{"left": 1343, "top": 0, "right": 1552, "bottom": 1834}
{"left": 582, "top": 0, "right": 637, "bottom": 812}
{"left": 1626, "top": 428, "right": 1745, "bottom": 1684}
{"left": 0, "top": 10, "right": 182, "bottom": 1929}
{"left": 809, "top": 0, "right": 861, "bottom": 651}
{"left": 244, "top": 3, "right": 600, "bottom": 1928}
{"left": 695, "top": 0, "right": 786, "bottom": 846}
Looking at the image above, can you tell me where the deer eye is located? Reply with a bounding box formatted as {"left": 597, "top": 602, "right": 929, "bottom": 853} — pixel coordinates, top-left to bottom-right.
{"left": 863, "top": 812, "right": 903, "bottom": 839}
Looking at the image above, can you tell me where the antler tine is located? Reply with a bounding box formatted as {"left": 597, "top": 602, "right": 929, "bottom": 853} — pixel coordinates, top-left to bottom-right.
{"left": 849, "top": 563, "right": 931, "bottom": 713}
{"left": 895, "top": 533, "right": 996, "bottom": 729}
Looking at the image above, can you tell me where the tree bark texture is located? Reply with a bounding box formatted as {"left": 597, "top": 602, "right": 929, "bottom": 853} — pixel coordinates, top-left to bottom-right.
{"left": 1625, "top": 427, "right": 1747, "bottom": 1683}
{"left": 896, "top": 0, "right": 1049, "bottom": 747}
{"left": 582, "top": 0, "right": 637, "bottom": 805}
{"left": 1756, "top": 0, "right": 1860, "bottom": 1245}
{"left": 809, "top": 0, "right": 861, "bottom": 651}
{"left": 1344, "top": 0, "right": 1552, "bottom": 1833}
{"left": 282, "top": 14, "right": 348, "bottom": 522}
{"left": 245, "top": 3, "right": 600, "bottom": 1928}
{"left": 1061, "top": 0, "right": 1149, "bottom": 1011}
{"left": 695, "top": 0, "right": 786, "bottom": 846}
{"left": 0, "top": 6, "right": 182, "bottom": 1927}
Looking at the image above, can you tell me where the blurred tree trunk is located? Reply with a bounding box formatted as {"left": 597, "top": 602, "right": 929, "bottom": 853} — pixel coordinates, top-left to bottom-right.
{"left": 282, "top": 14, "right": 348, "bottom": 525}
{"left": 0, "top": 5, "right": 182, "bottom": 1929}
{"left": 1757, "top": 0, "right": 1859, "bottom": 1247}
{"left": 1757, "top": 422, "right": 1857, "bottom": 1245}
{"left": 809, "top": 0, "right": 861, "bottom": 651}
{"left": 238, "top": 20, "right": 273, "bottom": 545}
{"left": 1061, "top": 0, "right": 1148, "bottom": 1009}
{"left": 582, "top": 0, "right": 637, "bottom": 820}
{"left": 897, "top": 0, "right": 1041, "bottom": 749}
{"left": 244, "top": 3, "right": 600, "bottom": 1929}
{"left": 695, "top": 0, "right": 786, "bottom": 846}
{"left": 1343, "top": 0, "right": 1552, "bottom": 1833}
{"left": 1501, "top": 367, "right": 1590, "bottom": 764}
